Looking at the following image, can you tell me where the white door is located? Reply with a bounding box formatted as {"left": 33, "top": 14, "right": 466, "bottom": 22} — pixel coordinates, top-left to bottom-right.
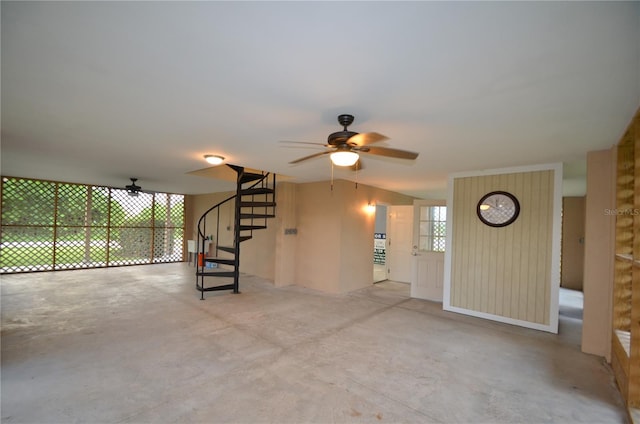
{"left": 411, "top": 200, "right": 446, "bottom": 301}
{"left": 386, "top": 205, "right": 413, "bottom": 283}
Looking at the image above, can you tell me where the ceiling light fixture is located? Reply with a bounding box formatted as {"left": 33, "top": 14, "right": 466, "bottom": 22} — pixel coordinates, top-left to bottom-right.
{"left": 330, "top": 151, "right": 359, "bottom": 167}
{"left": 204, "top": 155, "right": 225, "bottom": 166}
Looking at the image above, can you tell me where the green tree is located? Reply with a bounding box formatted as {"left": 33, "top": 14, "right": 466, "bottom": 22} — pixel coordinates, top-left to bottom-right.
{"left": 1, "top": 178, "right": 56, "bottom": 230}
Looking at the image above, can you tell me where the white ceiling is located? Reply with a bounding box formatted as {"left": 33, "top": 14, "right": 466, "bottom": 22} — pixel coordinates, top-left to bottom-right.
{"left": 2, "top": 1, "right": 639, "bottom": 198}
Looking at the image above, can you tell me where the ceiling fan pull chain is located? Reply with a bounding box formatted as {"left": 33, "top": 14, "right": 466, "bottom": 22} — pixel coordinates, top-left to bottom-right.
{"left": 355, "top": 161, "right": 359, "bottom": 189}
{"left": 331, "top": 161, "right": 334, "bottom": 191}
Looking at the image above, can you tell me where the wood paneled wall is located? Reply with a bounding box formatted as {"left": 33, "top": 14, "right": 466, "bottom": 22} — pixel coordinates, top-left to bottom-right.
{"left": 448, "top": 169, "right": 556, "bottom": 328}
{"left": 611, "top": 107, "right": 640, "bottom": 408}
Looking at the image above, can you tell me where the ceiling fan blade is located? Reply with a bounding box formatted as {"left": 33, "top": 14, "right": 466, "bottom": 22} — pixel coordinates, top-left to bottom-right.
{"left": 348, "top": 132, "right": 388, "bottom": 146}
{"left": 280, "top": 140, "right": 329, "bottom": 147}
{"left": 362, "top": 146, "right": 419, "bottom": 160}
{"left": 289, "top": 150, "right": 331, "bottom": 164}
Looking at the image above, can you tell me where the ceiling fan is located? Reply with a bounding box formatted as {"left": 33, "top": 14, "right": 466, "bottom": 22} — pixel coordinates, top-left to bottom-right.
{"left": 285, "top": 114, "right": 419, "bottom": 168}
{"left": 125, "top": 178, "right": 142, "bottom": 197}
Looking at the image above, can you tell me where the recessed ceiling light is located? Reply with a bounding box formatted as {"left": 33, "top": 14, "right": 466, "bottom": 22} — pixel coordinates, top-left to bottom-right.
{"left": 204, "top": 155, "right": 225, "bottom": 166}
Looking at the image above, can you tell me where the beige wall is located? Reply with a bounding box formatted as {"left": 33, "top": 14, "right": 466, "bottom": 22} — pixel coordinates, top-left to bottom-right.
{"left": 295, "top": 179, "right": 416, "bottom": 294}
{"left": 190, "top": 179, "right": 415, "bottom": 292}
{"left": 295, "top": 180, "right": 344, "bottom": 293}
{"left": 449, "top": 170, "right": 556, "bottom": 327}
{"left": 189, "top": 189, "right": 278, "bottom": 279}
{"left": 238, "top": 220, "right": 277, "bottom": 280}
{"left": 561, "top": 197, "right": 586, "bottom": 290}
{"left": 274, "top": 182, "right": 297, "bottom": 287}
{"left": 189, "top": 190, "right": 237, "bottom": 250}
{"left": 582, "top": 147, "right": 616, "bottom": 360}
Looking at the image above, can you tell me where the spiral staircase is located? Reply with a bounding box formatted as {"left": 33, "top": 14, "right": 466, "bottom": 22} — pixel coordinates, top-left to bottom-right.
{"left": 195, "top": 165, "right": 276, "bottom": 299}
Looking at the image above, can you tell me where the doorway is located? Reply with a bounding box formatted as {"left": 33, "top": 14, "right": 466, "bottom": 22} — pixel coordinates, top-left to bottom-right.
{"left": 373, "top": 204, "right": 388, "bottom": 283}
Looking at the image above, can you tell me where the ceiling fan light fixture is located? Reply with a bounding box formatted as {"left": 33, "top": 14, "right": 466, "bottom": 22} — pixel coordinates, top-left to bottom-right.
{"left": 204, "top": 155, "right": 225, "bottom": 166}
{"left": 330, "top": 151, "right": 359, "bottom": 167}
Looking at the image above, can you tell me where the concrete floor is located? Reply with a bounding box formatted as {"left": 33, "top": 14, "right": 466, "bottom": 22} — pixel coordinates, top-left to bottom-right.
{"left": 1, "top": 263, "right": 627, "bottom": 423}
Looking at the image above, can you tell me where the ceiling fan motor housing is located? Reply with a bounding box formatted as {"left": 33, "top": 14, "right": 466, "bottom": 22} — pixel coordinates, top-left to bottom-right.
{"left": 337, "top": 114, "right": 355, "bottom": 128}
{"left": 328, "top": 130, "right": 358, "bottom": 146}
{"left": 327, "top": 114, "right": 358, "bottom": 145}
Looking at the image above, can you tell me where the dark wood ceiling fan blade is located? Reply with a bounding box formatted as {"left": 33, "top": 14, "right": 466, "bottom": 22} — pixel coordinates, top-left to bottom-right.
{"left": 363, "top": 146, "right": 419, "bottom": 160}
{"left": 348, "top": 132, "right": 388, "bottom": 146}
{"left": 289, "top": 151, "right": 331, "bottom": 164}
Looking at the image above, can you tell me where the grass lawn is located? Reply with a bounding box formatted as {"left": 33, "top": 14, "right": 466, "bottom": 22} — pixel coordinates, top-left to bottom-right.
{"left": 0, "top": 245, "right": 153, "bottom": 268}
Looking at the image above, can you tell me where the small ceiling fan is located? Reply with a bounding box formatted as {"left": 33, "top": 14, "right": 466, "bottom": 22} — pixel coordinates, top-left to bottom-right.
{"left": 125, "top": 178, "right": 142, "bottom": 197}
{"left": 284, "top": 114, "right": 419, "bottom": 168}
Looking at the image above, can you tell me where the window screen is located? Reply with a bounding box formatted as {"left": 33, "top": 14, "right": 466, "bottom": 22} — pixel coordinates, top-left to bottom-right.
{"left": 418, "top": 206, "right": 446, "bottom": 252}
{"left": 1, "top": 177, "right": 185, "bottom": 273}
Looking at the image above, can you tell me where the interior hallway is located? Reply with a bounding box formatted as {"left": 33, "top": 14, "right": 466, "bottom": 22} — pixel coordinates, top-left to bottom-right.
{"left": 1, "top": 263, "right": 626, "bottom": 423}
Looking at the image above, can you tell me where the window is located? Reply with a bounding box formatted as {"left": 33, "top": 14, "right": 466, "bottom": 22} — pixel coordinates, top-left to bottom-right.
{"left": 418, "top": 206, "right": 446, "bottom": 252}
